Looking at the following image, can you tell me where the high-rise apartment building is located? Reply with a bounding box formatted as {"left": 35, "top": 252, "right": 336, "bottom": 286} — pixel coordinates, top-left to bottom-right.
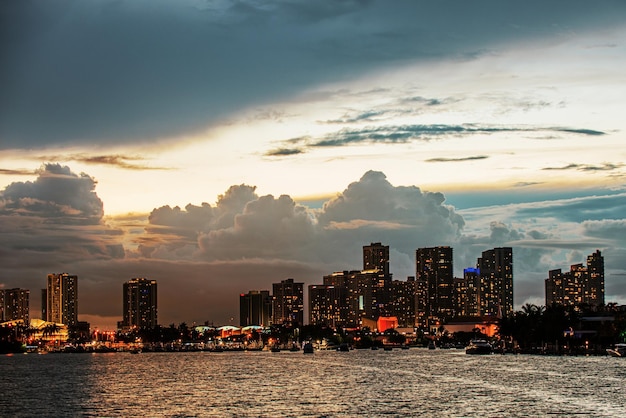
{"left": 308, "top": 285, "right": 347, "bottom": 327}
{"left": 545, "top": 250, "right": 604, "bottom": 308}
{"left": 272, "top": 278, "right": 304, "bottom": 326}
{"left": 454, "top": 268, "right": 481, "bottom": 317}
{"left": 416, "top": 246, "right": 454, "bottom": 330}
{"left": 45, "top": 273, "right": 78, "bottom": 326}
{"left": 477, "top": 247, "right": 513, "bottom": 317}
{"left": 390, "top": 277, "right": 416, "bottom": 327}
{"left": 121, "top": 278, "right": 158, "bottom": 330}
{"left": 0, "top": 288, "right": 30, "bottom": 322}
{"left": 363, "top": 242, "right": 390, "bottom": 276}
{"left": 586, "top": 250, "right": 605, "bottom": 306}
{"left": 240, "top": 290, "right": 272, "bottom": 327}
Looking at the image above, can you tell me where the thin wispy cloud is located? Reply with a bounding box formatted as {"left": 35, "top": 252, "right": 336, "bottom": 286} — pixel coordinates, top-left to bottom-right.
{"left": 426, "top": 156, "right": 489, "bottom": 163}
{"left": 542, "top": 162, "right": 624, "bottom": 172}
{"left": 268, "top": 124, "right": 607, "bottom": 157}
{"left": 37, "top": 154, "right": 171, "bottom": 171}
{"left": 0, "top": 168, "right": 35, "bottom": 176}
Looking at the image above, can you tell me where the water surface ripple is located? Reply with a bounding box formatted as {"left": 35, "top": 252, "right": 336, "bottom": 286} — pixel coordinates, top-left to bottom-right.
{"left": 1, "top": 349, "right": 625, "bottom": 417}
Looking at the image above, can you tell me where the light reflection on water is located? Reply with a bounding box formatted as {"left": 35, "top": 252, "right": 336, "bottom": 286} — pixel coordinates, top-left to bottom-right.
{"left": 2, "top": 349, "right": 625, "bottom": 417}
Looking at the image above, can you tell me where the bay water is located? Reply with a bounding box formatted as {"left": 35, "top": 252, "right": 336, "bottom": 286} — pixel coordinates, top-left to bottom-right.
{"left": 1, "top": 348, "right": 625, "bottom": 417}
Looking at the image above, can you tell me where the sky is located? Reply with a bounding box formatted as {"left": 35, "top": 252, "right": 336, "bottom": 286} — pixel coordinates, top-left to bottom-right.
{"left": 1, "top": 0, "right": 626, "bottom": 330}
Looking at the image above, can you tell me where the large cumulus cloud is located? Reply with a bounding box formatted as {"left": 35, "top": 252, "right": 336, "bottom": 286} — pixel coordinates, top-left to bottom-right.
{"left": 0, "top": 163, "right": 124, "bottom": 267}
{"left": 136, "top": 170, "right": 467, "bottom": 277}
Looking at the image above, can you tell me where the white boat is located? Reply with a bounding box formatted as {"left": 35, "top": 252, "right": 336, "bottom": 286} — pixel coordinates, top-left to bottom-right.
{"left": 465, "top": 339, "right": 493, "bottom": 355}
{"left": 606, "top": 343, "right": 626, "bottom": 357}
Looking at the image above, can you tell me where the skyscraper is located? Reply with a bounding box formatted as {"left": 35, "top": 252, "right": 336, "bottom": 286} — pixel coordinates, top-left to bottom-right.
{"left": 272, "top": 278, "right": 304, "bottom": 326}
{"left": 416, "top": 246, "right": 454, "bottom": 330}
{"left": 122, "top": 278, "right": 158, "bottom": 330}
{"left": 477, "top": 247, "right": 513, "bottom": 317}
{"left": 0, "top": 288, "right": 30, "bottom": 322}
{"left": 586, "top": 250, "right": 605, "bottom": 306}
{"left": 240, "top": 290, "right": 272, "bottom": 327}
{"left": 46, "top": 273, "right": 78, "bottom": 326}
{"left": 545, "top": 250, "right": 604, "bottom": 308}
{"left": 308, "top": 285, "right": 346, "bottom": 327}
{"left": 363, "top": 242, "right": 390, "bottom": 276}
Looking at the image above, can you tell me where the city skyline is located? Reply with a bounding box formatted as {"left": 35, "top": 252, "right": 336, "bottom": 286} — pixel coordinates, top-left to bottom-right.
{"left": 1, "top": 2, "right": 625, "bottom": 328}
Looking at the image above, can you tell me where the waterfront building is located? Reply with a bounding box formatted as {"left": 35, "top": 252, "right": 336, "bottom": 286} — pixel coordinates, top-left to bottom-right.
{"left": 454, "top": 268, "right": 481, "bottom": 317}
{"left": 121, "top": 278, "right": 158, "bottom": 330}
{"left": 545, "top": 250, "right": 604, "bottom": 308}
{"left": 308, "top": 285, "right": 347, "bottom": 327}
{"left": 0, "top": 288, "right": 30, "bottom": 322}
{"left": 239, "top": 290, "right": 272, "bottom": 327}
{"left": 416, "top": 246, "right": 454, "bottom": 331}
{"left": 390, "top": 277, "right": 416, "bottom": 327}
{"left": 363, "top": 242, "right": 390, "bottom": 276}
{"left": 477, "top": 247, "right": 514, "bottom": 317}
{"left": 272, "top": 278, "right": 304, "bottom": 327}
{"left": 45, "top": 273, "right": 78, "bottom": 326}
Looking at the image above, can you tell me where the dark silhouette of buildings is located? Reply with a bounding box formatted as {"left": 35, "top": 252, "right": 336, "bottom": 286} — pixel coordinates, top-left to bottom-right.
{"left": 239, "top": 290, "right": 272, "bottom": 327}
{"left": 121, "top": 278, "right": 158, "bottom": 330}
{"left": 416, "top": 246, "right": 454, "bottom": 330}
{"left": 272, "top": 278, "right": 304, "bottom": 326}
{"left": 545, "top": 250, "right": 604, "bottom": 308}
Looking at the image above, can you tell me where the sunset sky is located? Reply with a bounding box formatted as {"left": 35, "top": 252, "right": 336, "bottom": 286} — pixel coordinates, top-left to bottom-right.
{"left": 1, "top": 1, "right": 625, "bottom": 329}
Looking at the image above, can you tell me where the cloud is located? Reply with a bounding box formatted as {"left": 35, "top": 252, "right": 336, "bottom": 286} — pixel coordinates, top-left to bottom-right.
{"left": 267, "top": 124, "right": 607, "bottom": 156}
{"left": 0, "top": 163, "right": 104, "bottom": 224}
{"left": 0, "top": 164, "right": 124, "bottom": 266}
{"left": 2, "top": 0, "right": 623, "bottom": 149}
{"left": 426, "top": 155, "right": 489, "bottom": 163}
{"left": 0, "top": 168, "right": 36, "bottom": 176}
{"left": 37, "top": 154, "right": 172, "bottom": 171}
{"left": 542, "top": 162, "right": 623, "bottom": 172}
{"left": 264, "top": 148, "right": 305, "bottom": 157}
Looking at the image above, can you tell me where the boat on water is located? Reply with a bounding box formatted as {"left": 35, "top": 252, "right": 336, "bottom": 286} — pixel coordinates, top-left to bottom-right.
{"left": 606, "top": 343, "right": 626, "bottom": 357}
{"left": 427, "top": 341, "right": 436, "bottom": 350}
{"left": 303, "top": 342, "right": 314, "bottom": 354}
{"left": 465, "top": 339, "right": 493, "bottom": 355}
{"left": 337, "top": 343, "right": 350, "bottom": 352}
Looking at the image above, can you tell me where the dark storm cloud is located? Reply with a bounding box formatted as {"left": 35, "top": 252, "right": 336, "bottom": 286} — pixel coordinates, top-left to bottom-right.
{"left": 1, "top": 0, "right": 624, "bottom": 149}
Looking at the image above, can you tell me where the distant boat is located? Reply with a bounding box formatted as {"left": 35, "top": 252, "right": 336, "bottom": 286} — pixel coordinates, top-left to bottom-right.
{"left": 428, "top": 341, "right": 436, "bottom": 350}
{"left": 303, "top": 342, "right": 314, "bottom": 354}
{"left": 270, "top": 345, "right": 281, "bottom": 353}
{"left": 606, "top": 343, "right": 626, "bottom": 357}
{"left": 129, "top": 347, "right": 141, "bottom": 354}
{"left": 337, "top": 343, "right": 350, "bottom": 352}
{"left": 383, "top": 346, "right": 393, "bottom": 351}
{"left": 465, "top": 339, "right": 493, "bottom": 355}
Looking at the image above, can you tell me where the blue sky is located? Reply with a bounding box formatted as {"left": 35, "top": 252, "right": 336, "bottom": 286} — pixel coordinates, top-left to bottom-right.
{"left": 1, "top": 1, "right": 625, "bottom": 328}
